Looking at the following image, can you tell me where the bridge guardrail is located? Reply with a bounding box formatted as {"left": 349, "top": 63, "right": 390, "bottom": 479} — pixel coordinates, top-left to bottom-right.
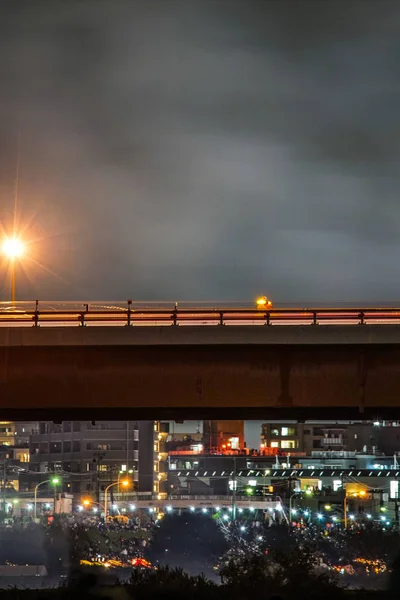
{"left": 0, "top": 301, "right": 399, "bottom": 326}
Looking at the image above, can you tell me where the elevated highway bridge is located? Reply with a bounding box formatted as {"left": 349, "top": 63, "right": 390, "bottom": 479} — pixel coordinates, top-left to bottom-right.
{"left": 1, "top": 301, "right": 400, "bottom": 420}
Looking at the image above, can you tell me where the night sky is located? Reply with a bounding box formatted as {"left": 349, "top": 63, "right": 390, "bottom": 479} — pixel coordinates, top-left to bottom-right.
{"left": 1, "top": 0, "right": 399, "bottom": 303}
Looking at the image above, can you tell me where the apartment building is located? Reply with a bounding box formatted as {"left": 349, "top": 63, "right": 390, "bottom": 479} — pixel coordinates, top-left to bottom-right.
{"left": 27, "top": 420, "right": 164, "bottom": 498}
{"left": 260, "top": 421, "right": 400, "bottom": 456}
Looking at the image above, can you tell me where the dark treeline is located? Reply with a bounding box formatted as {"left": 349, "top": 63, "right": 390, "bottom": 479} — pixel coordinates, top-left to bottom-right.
{"left": 0, "top": 565, "right": 399, "bottom": 600}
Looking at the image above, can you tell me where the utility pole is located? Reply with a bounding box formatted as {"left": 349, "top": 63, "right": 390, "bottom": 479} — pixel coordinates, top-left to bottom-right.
{"left": 2, "top": 460, "right": 6, "bottom": 515}
{"left": 232, "top": 456, "right": 237, "bottom": 522}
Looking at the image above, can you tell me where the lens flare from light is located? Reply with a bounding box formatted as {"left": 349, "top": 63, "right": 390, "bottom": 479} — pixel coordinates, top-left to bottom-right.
{"left": 2, "top": 237, "right": 25, "bottom": 259}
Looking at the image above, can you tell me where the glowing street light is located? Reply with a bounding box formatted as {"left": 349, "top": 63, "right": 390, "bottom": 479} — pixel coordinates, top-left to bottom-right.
{"left": 104, "top": 479, "right": 130, "bottom": 517}
{"left": 81, "top": 498, "right": 105, "bottom": 514}
{"left": 3, "top": 237, "right": 24, "bottom": 259}
{"left": 2, "top": 237, "right": 25, "bottom": 304}
{"left": 34, "top": 477, "right": 60, "bottom": 520}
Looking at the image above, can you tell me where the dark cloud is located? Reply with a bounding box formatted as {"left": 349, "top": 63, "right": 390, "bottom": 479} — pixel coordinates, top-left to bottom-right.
{"left": 0, "top": 0, "right": 400, "bottom": 303}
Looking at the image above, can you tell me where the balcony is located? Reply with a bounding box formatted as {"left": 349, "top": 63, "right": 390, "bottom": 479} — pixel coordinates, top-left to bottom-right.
{"left": 322, "top": 438, "right": 344, "bottom": 446}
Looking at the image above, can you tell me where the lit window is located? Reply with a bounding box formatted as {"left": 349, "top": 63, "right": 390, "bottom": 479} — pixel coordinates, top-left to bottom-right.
{"left": 271, "top": 442, "right": 279, "bottom": 448}
{"left": 229, "top": 437, "right": 239, "bottom": 450}
{"left": 333, "top": 480, "right": 342, "bottom": 491}
{"left": 390, "top": 481, "right": 399, "bottom": 499}
{"left": 281, "top": 427, "right": 295, "bottom": 436}
{"left": 281, "top": 440, "right": 296, "bottom": 449}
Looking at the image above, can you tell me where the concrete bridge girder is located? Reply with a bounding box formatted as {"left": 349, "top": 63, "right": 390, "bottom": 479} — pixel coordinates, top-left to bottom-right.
{"left": 0, "top": 326, "right": 398, "bottom": 419}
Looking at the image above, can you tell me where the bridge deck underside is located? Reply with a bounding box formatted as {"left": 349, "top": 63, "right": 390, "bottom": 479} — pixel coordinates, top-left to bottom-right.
{"left": 0, "top": 343, "right": 400, "bottom": 419}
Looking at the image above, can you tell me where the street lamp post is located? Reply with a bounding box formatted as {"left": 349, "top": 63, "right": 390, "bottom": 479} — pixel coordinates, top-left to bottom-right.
{"left": 34, "top": 477, "right": 60, "bottom": 521}
{"left": 104, "top": 479, "right": 129, "bottom": 518}
{"left": 2, "top": 237, "right": 25, "bottom": 305}
{"left": 289, "top": 491, "right": 299, "bottom": 528}
{"left": 82, "top": 499, "right": 106, "bottom": 514}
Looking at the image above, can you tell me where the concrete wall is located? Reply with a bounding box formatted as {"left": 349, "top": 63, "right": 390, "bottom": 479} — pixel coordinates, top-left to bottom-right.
{"left": 0, "top": 326, "right": 399, "bottom": 419}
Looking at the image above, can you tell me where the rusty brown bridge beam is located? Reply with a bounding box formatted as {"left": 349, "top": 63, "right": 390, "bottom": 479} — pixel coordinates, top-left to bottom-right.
{"left": 0, "top": 325, "right": 400, "bottom": 420}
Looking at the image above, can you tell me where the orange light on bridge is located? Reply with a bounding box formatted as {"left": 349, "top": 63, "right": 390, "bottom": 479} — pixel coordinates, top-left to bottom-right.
{"left": 256, "top": 296, "right": 272, "bottom": 309}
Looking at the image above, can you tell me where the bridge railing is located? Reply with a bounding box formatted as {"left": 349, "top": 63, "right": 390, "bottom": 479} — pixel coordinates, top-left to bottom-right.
{"left": 0, "top": 301, "right": 399, "bottom": 326}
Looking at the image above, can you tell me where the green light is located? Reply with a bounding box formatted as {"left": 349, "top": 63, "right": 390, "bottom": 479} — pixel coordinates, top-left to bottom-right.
{"left": 324, "top": 504, "right": 331, "bottom": 510}
{"left": 305, "top": 489, "right": 312, "bottom": 496}
{"left": 380, "top": 506, "right": 387, "bottom": 512}
{"left": 246, "top": 487, "right": 253, "bottom": 495}
{"left": 51, "top": 477, "right": 60, "bottom": 485}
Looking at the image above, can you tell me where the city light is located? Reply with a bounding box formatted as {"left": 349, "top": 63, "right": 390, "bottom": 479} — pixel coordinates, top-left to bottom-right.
{"left": 190, "top": 506, "right": 195, "bottom": 512}
{"left": 240, "top": 526, "right": 246, "bottom": 532}
{"left": 366, "top": 513, "right": 372, "bottom": 519}
{"left": 202, "top": 508, "right": 207, "bottom": 513}
{"left": 324, "top": 504, "right": 332, "bottom": 510}
{"left": 45, "top": 503, "right": 51, "bottom": 509}
{"left": 332, "top": 516, "right": 338, "bottom": 522}
{"left": 238, "top": 508, "right": 243, "bottom": 514}
{"left": 215, "top": 506, "right": 220, "bottom": 511}
{"left": 317, "top": 513, "right": 323, "bottom": 519}
{"left": 83, "top": 499, "right": 91, "bottom": 506}
{"left": 130, "top": 504, "right": 136, "bottom": 511}
{"left": 305, "top": 489, "right": 313, "bottom": 496}
{"left": 223, "top": 514, "right": 229, "bottom": 521}
{"left": 77, "top": 505, "right": 83, "bottom": 512}
{"left": 121, "top": 480, "right": 129, "bottom": 488}
{"left": 26, "top": 504, "right": 33, "bottom": 511}
{"left": 249, "top": 507, "right": 255, "bottom": 512}
{"left": 291, "top": 508, "right": 297, "bottom": 515}
{"left": 166, "top": 506, "right": 172, "bottom": 512}
{"left": 349, "top": 515, "right": 355, "bottom": 521}
{"left": 93, "top": 507, "right": 98, "bottom": 513}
